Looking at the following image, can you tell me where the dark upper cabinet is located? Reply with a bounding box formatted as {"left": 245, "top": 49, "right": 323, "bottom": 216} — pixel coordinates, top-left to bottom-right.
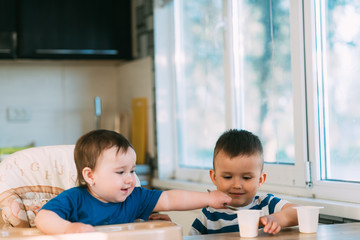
{"left": 0, "top": 0, "right": 17, "bottom": 59}
{"left": 1, "top": 0, "right": 132, "bottom": 60}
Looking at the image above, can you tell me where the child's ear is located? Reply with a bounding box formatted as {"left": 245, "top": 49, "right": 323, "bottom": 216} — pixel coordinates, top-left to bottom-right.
{"left": 209, "top": 169, "right": 217, "bottom": 185}
{"left": 258, "top": 172, "right": 267, "bottom": 187}
{"left": 82, "top": 167, "right": 95, "bottom": 186}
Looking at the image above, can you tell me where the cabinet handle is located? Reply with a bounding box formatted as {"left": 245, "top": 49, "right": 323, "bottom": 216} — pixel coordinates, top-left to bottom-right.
{"left": 35, "top": 49, "right": 118, "bottom": 55}
{"left": 0, "top": 49, "right": 11, "bottom": 53}
{"left": 12, "top": 32, "right": 17, "bottom": 50}
{"left": 0, "top": 32, "right": 16, "bottom": 56}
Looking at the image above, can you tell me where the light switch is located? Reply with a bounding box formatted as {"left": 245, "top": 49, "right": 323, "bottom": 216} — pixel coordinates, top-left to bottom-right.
{"left": 6, "top": 107, "right": 32, "bottom": 122}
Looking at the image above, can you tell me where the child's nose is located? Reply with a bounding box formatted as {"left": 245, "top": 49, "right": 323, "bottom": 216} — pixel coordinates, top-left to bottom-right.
{"left": 233, "top": 178, "right": 242, "bottom": 188}
{"left": 124, "top": 173, "right": 134, "bottom": 183}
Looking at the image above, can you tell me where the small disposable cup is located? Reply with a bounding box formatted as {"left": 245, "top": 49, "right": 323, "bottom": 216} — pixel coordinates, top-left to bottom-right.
{"left": 237, "top": 209, "right": 263, "bottom": 238}
{"left": 294, "top": 206, "right": 324, "bottom": 233}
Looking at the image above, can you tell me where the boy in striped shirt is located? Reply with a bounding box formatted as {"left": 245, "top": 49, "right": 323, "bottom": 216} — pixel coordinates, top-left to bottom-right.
{"left": 190, "top": 129, "right": 299, "bottom": 235}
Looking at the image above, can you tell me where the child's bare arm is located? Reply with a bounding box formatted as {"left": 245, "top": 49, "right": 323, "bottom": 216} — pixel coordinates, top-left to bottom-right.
{"left": 35, "top": 209, "right": 95, "bottom": 234}
{"left": 153, "top": 190, "right": 231, "bottom": 212}
{"left": 260, "top": 203, "right": 299, "bottom": 234}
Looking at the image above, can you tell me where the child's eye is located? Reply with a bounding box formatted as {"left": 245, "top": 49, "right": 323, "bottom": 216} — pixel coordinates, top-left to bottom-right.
{"left": 130, "top": 170, "right": 135, "bottom": 174}
{"left": 223, "top": 176, "right": 232, "bottom": 179}
{"left": 117, "top": 171, "right": 124, "bottom": 175}
{"left": 243, "top": 176, "right": 252, "bottom": 180}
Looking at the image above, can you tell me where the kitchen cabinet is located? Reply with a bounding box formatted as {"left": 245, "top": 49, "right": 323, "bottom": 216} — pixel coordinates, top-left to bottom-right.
{"left": 0, "top": 0, "right": 17, "bottom": 59}
{"left": 1, "top": 0, "right": 132, "bottom": 60}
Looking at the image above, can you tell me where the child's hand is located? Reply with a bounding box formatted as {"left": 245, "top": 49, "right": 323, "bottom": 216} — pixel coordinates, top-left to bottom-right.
{"left": 65, "top": 222, "right": 95, "bottom": 233}
{"left": 259, "top": 215, "right": 281, "bottom": 235}
{"left": 208, "top": 190, "right": 232, "bottom": 209}
{"left": 148, "top": 212, "right": 172, "bottom": 221}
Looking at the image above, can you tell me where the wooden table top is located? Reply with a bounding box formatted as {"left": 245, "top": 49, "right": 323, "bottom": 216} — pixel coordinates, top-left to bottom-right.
{"left": 184, "top": 222, "right": 360, "bottom": 240}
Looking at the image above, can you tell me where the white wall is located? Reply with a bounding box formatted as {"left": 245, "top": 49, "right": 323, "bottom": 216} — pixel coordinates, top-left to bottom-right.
{"left": 0, "top": 60, "right": 125, "bottom": 147}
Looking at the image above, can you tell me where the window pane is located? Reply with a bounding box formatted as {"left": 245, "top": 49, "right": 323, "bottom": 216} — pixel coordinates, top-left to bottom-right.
{"left": 175, "top": 0, "right": 225, "bottom": 169}
{"left": 234, "top": 0, "right": 294, "bottom": 164}
{"left": 317, "top": 0, "right": 360, "bottom": 182}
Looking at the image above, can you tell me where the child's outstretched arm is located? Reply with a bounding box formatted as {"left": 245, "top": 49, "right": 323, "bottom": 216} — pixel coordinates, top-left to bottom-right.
{"left": 260, "top": 203, "right": 299, "bottom": 234}
{"left": 35, "top": 209, "right": 95, "bottom": 234}
{"left": 153, "top": 190, "right": 232, "bottom": 212}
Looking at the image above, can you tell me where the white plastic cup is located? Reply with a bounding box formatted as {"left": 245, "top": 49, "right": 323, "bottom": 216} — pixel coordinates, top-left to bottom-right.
{"left": 237, "top": 209, "right": 263, "bottom": 238}
{"left": 294, "top": 206, "right": 324, "bottom": 233}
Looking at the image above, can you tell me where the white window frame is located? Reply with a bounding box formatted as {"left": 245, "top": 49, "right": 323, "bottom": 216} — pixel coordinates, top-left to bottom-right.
{"left": 154, "top": 0, "right": 360, "bottom": 205}
{"left": 259, "top": 0, "right": 309, "bottom": 191}
{"left": 303, "top": 0, "right": 360, "bottom": 203}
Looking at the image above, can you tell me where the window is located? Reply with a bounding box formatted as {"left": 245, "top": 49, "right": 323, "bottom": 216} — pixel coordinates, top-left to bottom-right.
{"left": 173, "top": 0, "right": 226, "bottom": 169}
{"left": 315, "top": 0, "right": 360, "bottom": 183}
{"left": 154, "top": 0, "right": 360, "bottom": 204}
{"left": 231, "top": 0, "right": 295, "bottom": 165}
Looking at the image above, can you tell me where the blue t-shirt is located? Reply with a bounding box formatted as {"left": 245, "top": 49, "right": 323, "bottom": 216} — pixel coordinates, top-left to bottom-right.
{"left": 41, "top": 186, "right": 162, "bottom": 226}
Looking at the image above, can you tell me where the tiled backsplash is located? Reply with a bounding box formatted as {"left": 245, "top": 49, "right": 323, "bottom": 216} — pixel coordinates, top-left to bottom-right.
{"left": 0, "top": 60, "right": 124, "bottom": 147}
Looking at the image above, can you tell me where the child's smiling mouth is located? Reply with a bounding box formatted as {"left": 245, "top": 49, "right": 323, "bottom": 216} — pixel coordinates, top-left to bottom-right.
{"left": 121, "top": 187, "right": 131, "bottom": 193}
{"left": 229, "top": 192, "right": 245, "bottom": 197}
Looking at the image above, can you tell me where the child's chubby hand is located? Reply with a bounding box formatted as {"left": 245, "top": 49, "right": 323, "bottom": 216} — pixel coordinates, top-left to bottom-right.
{"left": 65, "top": 222, "right": 95, "bottom": 233}
{"left": 148, "top": 212, "right": 172, "bottom": 221}
{"left": 208, "top": 190, "right": 232, "bottom": 209}
{"left": 259, "top": 215, "right": 281, "bottom": 235}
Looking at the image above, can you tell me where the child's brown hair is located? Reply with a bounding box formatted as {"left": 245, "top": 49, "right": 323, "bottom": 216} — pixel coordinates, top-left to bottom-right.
{"left": 213, "top": 129, "right": 264, "bottom": 170}
{"left": 74, "top": 129, "right": 134, "bottom": 187}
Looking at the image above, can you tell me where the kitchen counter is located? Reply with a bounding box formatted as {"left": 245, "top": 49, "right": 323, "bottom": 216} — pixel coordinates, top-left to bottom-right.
{"left": 184, "top": 222, "right": 360, "bottom": 240}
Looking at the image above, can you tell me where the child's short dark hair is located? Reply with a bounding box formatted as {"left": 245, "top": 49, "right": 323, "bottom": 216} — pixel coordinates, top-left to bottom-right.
{"left": 74, "top": 129, "right": 134, "bottom": 187}
{"left": 213, "top": 129, "right": 263, "bottom": 169}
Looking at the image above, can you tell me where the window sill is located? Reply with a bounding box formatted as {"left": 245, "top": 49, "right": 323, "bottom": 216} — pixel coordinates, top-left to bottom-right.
{"left": 152, "top": 178, "right": 360, "bottom": 221}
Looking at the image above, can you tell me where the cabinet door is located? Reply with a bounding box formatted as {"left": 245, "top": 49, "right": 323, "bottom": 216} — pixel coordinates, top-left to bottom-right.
{"left": 0, "top": 0, "right": 17, "bottom": 58}
{"left": 18, "top": 0, "right": 132, "bottom": 59}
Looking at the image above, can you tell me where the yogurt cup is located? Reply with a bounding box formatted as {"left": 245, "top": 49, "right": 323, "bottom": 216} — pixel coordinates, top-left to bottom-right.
{"left": 294, "top": 206, "right": 324, "bottom": 233}
{"left": 237, "top": 209, "right": 263, "bottom": 238}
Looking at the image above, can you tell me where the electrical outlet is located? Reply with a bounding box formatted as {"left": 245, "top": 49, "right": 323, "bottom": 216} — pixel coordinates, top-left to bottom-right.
{"left": 6, "top": 107, "right": 32, "bottom": 122}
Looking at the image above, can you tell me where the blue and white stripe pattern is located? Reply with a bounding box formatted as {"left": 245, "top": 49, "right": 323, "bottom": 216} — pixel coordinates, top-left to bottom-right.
{"left": 190, "top": 194, "right": 288, "bottom": 235}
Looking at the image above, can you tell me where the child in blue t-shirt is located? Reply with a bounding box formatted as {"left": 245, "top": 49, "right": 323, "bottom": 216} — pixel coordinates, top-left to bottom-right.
{"left": 35, "top": 129, "right": 231, "bottom": 234}
{"left": 190, "top": 129, "right": 299, "bottom": 235}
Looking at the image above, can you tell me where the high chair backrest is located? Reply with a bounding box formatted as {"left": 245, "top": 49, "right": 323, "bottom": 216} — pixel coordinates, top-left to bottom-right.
{"left": 0, "top": 145, "right": 140, "bottom": 228}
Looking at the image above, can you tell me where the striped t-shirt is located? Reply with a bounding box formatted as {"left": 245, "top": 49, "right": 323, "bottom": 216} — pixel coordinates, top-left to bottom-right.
{"left": 189, "top": 194, "right": 288, "bottom": 235}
